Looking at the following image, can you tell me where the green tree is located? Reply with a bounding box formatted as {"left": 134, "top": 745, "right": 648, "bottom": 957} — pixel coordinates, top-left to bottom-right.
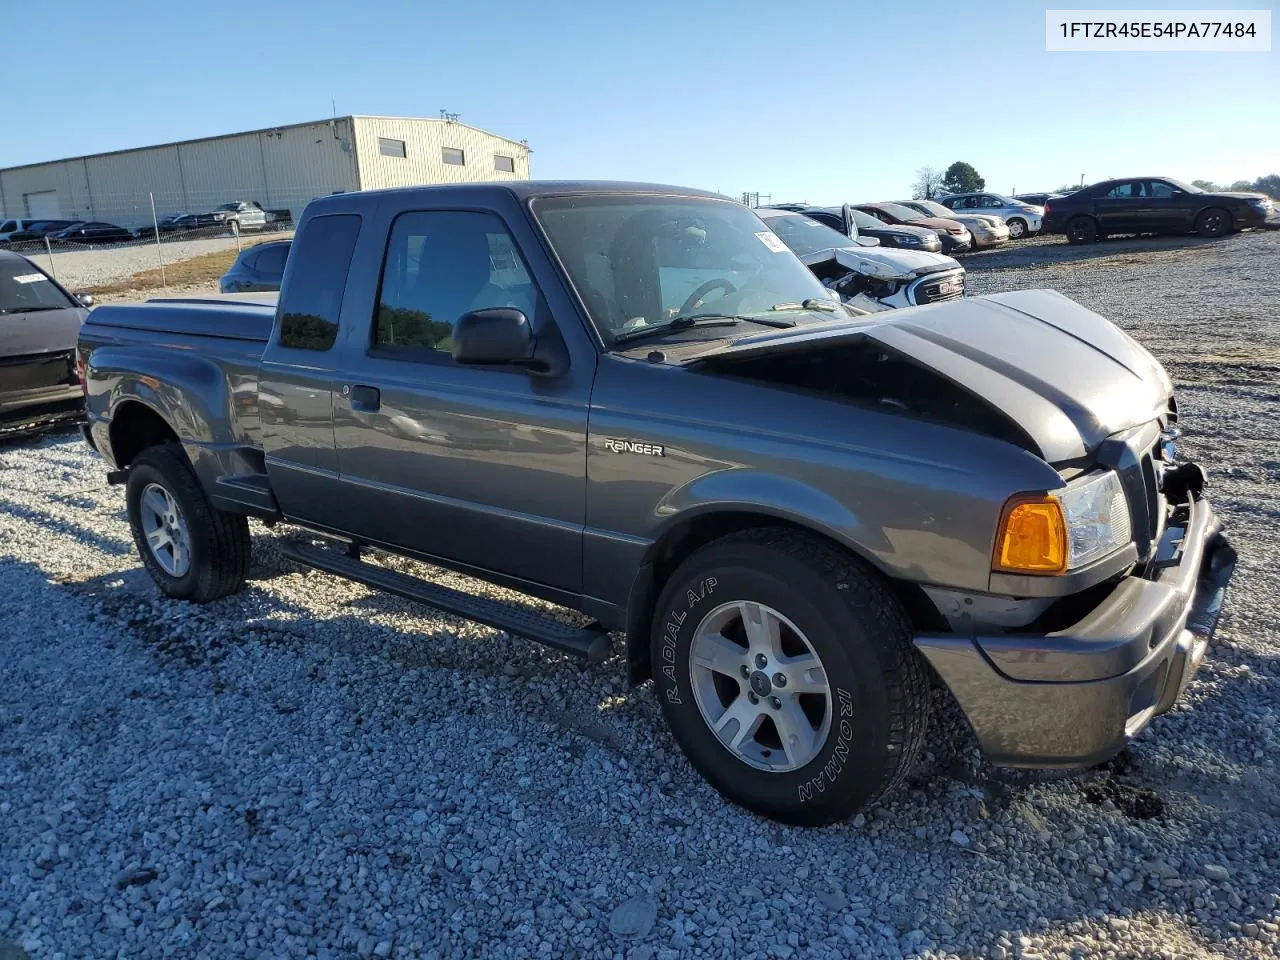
{"left": 1229, "top": 180, "right": 1254, "bottom": 191}
{"left": 940, "top": 161, "right": 985, "bottom": 195}
{"left": 1251, "top": 174, "right": 1280, "bottom": 198}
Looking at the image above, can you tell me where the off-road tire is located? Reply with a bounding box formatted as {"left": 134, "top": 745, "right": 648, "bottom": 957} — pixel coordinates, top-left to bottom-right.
{"left": 1195, "top": 207, "right": 1231, "bottom": 238}
{"left": 650, "top": 529, "right": 930, "bottom": 826}
{"left": 125, "top": 443, "right": 251, "bottom": 602}
{"left": 1066, "top": 216, "right": 1098, "bottom": 244}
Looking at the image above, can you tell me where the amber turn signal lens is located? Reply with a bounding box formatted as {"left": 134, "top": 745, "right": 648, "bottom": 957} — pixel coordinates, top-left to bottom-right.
{"left": 993, "top": 495, "right": 1068, "bottom": 574}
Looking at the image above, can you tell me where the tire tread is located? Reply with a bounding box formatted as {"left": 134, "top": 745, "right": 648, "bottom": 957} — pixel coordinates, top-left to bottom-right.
{"left": 129, "top": 444, "right": 250, "bottom": 602}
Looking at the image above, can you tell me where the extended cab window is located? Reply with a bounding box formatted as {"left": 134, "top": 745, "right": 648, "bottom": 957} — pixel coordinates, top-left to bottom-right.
{"left": 278, "top": 214, "right": 361, "bottom": 350}
{"left": 373, "top": 210, "right": 536, "bottom": 354}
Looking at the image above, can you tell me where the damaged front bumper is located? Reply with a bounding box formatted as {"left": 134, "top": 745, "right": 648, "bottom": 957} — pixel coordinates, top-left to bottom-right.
{"left": 915, "top": 492, "right": 1236, "bottom": 768}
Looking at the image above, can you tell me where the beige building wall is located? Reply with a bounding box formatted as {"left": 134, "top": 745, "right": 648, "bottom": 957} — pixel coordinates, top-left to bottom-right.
{"left": 0, "top": 116, "right": 527, "bottom": 228}
{"left": 353, "top": 117, "right": 531, "bottom": 191}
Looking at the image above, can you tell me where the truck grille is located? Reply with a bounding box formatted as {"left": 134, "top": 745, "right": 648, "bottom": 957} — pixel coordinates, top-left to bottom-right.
{"left": 909, "top": 270, "right": 965, "bottom": 305}
{"left": 0, "top": 349, "right": 77, "bottom": 393}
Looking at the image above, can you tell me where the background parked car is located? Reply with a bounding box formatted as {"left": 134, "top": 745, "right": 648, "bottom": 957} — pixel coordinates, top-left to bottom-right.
{"left": 0, "top": 219, "right": 48, "bottom": 244}
{"left": 219, "top": 240, "right": 291, "bottom": 293}
{"left": 938, "top": 193, "right": 1043, "bottom": 239}
{"left": 756, "top": 208, "right": 965, "bottom": 311}
{"left": 47, "top": 222, "right": 133, "bottom": 246}
{"left": 1042, "top": 177, "right": 1276, "bottom": 243}
{"left": 1, "top": 220, "right": 82, "bottom": 245}
{"left": 210, "top": 201, "right": 267, "bottom": 233}
{"left": 0, "top": 250, "right": 89, "bottom": 436}
{"left": 1014, "top": 192, "right": 1064, "bottom": 208}
{"left": 854, "top": 202, "right": 972, "bottom": 253}
{"left": 898, "top": 199, "right": 1010, "bottom": 248}
{"left": 800, "top": 205, "right": 944, "bottom": 252}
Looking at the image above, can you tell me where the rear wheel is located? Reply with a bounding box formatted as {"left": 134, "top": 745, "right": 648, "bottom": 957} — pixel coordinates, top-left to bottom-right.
{"left": 1007, "top": 217, "right": 1028, "bottom": 240}
{"left": 125, "top": 444, "right": 251, "bottom": 602}
{"left": 650, "top": 529, "right": 930, "bottom": 826}
{"left": 1066, "top": 216, "right": 1098, "bottom": 244}
{"left": 1195, "top": 207, "right": 1231, "bottom": 238}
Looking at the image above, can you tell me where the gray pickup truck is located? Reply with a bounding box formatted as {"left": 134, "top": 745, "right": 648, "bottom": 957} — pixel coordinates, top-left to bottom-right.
{"left": 78, "top": 181, "right": 1235, "bottom": 825}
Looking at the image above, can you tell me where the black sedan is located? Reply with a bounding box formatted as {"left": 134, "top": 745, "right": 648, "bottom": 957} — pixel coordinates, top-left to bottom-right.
{"left": 0, "top": 251, "right": 89, "bottom": 436}
{"left": 47, "top": 221, "right": 134, "bottom": 246}
{"left": 219, "top": 240, "right": 290, "bottom": 293}
{"left": 798, "top": 205, "right": 944, "bottom": 252}
{"left": 1043, "top": 177, "right": 1275, "bottom": 243}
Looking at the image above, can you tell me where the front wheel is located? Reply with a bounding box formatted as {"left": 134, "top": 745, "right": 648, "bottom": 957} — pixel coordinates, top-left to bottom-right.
{"left": 1195, "top": 207, "right": 1231, "bottom": 238}
{"left": 125, "top": 444, "right": 251, "bottom": 602}
{"left": 650, "top": 529, "right": 930, "bottom": 826}
{"left": 1007, "top": 217, "right": 1028, "bottom": 240}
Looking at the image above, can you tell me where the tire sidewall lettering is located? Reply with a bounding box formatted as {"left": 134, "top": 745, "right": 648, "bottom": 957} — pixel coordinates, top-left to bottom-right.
{"left": 659, "top": 577, "right": 717, "bottom": 705}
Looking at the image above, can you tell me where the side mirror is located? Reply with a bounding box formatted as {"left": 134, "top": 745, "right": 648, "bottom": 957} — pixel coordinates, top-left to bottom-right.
{"left": 76, "top": 293, "right": 94, "bottom": 307}
{"left": 452, "top": 308, "right": 538, "bottom": 367}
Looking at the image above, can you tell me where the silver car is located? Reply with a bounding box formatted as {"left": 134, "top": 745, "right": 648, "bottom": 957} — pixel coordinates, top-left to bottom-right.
{"left": 939, "top": 192, "right": 1044, "bottom": 239}
{"left": 899, "top": 200, "right": 1010, "bottom": 248}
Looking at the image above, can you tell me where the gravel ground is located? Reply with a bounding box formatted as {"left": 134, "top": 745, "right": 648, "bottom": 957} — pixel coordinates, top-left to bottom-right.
{"left": 2, "top": 230, "right": 1279, "bottom": 959}
{"left": 24, "top": 232, "right": 287, "bottom": 291}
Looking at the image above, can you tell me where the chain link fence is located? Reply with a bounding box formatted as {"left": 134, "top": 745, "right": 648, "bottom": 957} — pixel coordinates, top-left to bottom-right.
{"left": 1, "top": 186, "right": 307, "bottom": 293}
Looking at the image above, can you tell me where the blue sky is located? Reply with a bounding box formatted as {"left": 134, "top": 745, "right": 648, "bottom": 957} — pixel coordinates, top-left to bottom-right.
{"left": 4, "top": 0, "right": 1276, "bottom": 200}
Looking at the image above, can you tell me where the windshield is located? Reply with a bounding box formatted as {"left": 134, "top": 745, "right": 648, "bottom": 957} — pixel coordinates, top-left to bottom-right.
{"left": 1164, "top": 178, "right": 1204, "bottom": 194}
{"left": 877, "top": 202, "right": 931, "bottom": 222}
{"left": 910, "top": 200, "right": 953, "bottom": 218}
{"left": 759, "top": 213, "right": 855, "bottom": 257}
{"left": 0, "top": 258, "right": 77, "bottom": 313}
{"left": 847, "top": 208, "right": 885, "bottom": 231}
{"left": 533, "top": 195, "right": 845, "bottom": 345}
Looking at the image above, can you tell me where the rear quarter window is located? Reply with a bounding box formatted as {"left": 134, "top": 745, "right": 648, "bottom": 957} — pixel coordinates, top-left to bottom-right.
{"left": 277, "top": 215, "right": 361, "bottom": 351}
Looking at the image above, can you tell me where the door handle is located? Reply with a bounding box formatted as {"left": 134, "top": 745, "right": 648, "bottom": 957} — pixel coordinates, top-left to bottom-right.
{"left": 349, "top": 385, "right": 381, "bottom": 413}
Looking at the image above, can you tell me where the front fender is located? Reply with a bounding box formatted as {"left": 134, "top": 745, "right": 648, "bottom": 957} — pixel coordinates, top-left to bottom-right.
{"left": 653, "top": 468, "right": 894, "bottom": 566}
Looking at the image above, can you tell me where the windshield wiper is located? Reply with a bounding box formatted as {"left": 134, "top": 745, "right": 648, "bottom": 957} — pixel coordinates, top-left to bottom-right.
{"left": 613, "top": 313, "right": 795, "bottom": 346}
{"left": 0, "top": 305, "right": 67, "bottom": 314}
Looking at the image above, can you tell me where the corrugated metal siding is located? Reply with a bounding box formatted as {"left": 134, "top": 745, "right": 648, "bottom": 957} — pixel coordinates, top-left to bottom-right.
{"left": 353, "top": 118, "right": 531, "bottom": 191}
{"left": 0, "top": 120, "right": 361, "bottom": 228}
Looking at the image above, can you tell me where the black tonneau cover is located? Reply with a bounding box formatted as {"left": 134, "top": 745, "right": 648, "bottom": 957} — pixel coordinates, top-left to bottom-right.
{"left": 83, "top": 299, "right": 275, "bottom": 342}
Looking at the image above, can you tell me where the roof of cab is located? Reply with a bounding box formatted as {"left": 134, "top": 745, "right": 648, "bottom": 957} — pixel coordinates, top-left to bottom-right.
{"left": 305, "top": 180, "right": 728, "bottom": 214}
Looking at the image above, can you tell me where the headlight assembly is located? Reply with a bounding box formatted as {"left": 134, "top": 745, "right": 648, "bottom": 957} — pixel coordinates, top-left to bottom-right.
{"left": 994, "top": 471, "right": 1132, "bottom": 574}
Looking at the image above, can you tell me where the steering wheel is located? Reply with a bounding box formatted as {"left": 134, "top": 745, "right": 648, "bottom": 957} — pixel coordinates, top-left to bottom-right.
{"left": 679, "top": 278, "right": 738, "bottom": 316}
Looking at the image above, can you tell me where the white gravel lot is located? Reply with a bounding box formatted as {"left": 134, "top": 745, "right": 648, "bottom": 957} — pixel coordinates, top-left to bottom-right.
{"left": 1, "top": 230, "right": 1278, "bottom": 959}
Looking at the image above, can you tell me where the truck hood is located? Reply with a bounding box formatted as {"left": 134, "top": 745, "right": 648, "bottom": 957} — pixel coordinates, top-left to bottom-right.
{"left": 0, "top": 306, "right": 87, "bottom": 359}
{"left": 686, "top": 289, "right": 1172, "bottom": 463}
{"left": 799, "top": 245, "right": 959, "bottom": 281}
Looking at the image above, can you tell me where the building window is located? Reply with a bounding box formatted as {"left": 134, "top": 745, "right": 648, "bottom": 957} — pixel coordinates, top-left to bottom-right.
{"left": 442, "top": 147, "right": 466, "bottom": 166}
{"left": 494, "top": 155, "right": 515, "bottom": 173}
{"left": 378, "top": 137, "right": 406, "bottom": 159}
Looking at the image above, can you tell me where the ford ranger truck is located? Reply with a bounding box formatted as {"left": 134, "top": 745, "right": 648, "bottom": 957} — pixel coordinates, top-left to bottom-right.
{"left": 77, "top": 182, "right": 1235, "bottom": 826}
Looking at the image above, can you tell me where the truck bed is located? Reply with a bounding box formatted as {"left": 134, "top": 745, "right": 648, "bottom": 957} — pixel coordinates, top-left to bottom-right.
{"left": 83, "top": 298, "right": 275, "bottom": 343}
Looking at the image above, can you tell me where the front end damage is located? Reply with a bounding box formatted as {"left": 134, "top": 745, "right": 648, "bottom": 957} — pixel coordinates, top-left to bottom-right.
{"left": 799, "top": 248, "right": 965, "bottom": 312}
{"left": 684, "top": 289, "right": 1234, "bottom": 768}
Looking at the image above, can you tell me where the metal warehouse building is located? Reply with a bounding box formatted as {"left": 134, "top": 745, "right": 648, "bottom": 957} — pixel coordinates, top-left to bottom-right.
{"left": 0, "top": 115, "right": 531, "bottom": 229}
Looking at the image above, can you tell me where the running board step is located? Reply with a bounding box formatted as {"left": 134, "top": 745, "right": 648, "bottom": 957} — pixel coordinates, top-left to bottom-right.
{"left": 279, "top": 540, "right": 612, "bottom": 662}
